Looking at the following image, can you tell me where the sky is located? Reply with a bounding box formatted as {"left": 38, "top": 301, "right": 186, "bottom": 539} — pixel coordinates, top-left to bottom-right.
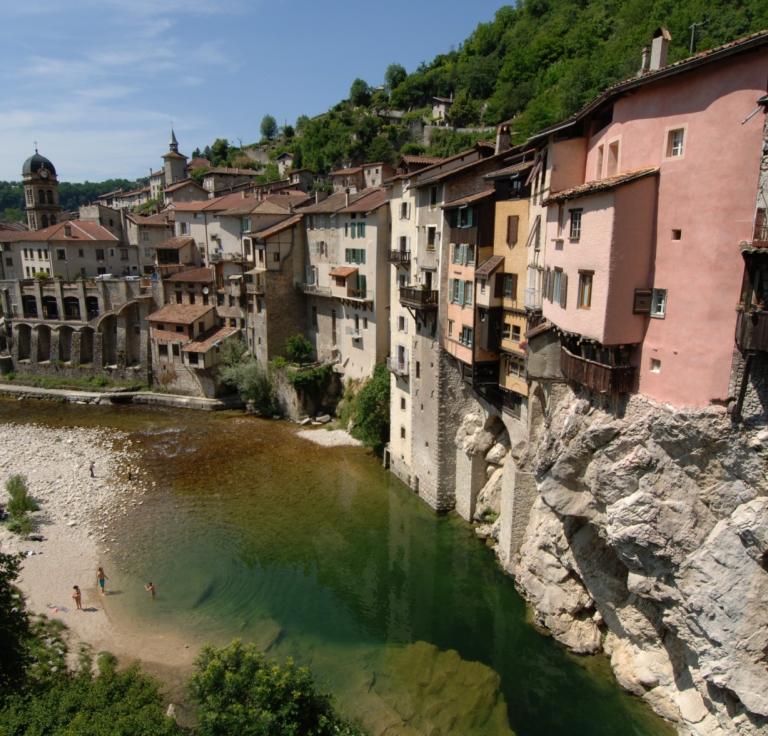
{"left": 0, "top": 0, "right": 508, "bottom": 182}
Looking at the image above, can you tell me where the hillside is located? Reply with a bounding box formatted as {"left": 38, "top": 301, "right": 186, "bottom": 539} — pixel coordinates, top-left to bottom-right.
{"left": 247, "top": 0, "right": 768, "bottom": 173}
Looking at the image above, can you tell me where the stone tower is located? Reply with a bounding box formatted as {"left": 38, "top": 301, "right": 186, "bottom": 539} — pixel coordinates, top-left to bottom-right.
{"left": 22, "top": 148, "right": 62, "bottom": 230}
{"left": 162, "top": 128, "right": 187, "bottom": 188}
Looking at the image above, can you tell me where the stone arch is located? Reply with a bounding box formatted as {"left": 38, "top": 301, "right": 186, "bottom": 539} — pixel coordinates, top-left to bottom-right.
{"left": 121, "top": 302, "right": 142, "bottom": 366}
{"left": 80, "top": 326, "right": 94, "bottom": 365}
{"left": 57, "top": 325, "right": 74, "bottom": 363}
{"left": 99, "top": 314, "right": 117, "bottom": 367}
{"left": 41, "top": 295, "right": 58, "bottom": 319}
{"left": 15, "top": 324, "right": 31, "bottom": 361}
{"left": 86, "top": 296, "right": 100, "bottom": 320}
{"left": 36, "top": 325, "right": 51, "bottom": 363}
{"left": 63, "top": 296, "right": 81, "bottom": 320}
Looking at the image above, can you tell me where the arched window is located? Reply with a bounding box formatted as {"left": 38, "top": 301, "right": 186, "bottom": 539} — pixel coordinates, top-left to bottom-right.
{"left": 38, "top": 189, "right": 45, "bottom": 204}
{"left": 41, "top": 214, "right": 49, "bottom": 228}
{"left": 46, "top": 190, "right": 54, "bottom": 204}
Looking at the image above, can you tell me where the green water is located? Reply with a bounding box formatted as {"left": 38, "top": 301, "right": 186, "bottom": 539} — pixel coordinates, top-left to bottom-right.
{"left": 1, "top": 400, "right": 673, "bottom": 736}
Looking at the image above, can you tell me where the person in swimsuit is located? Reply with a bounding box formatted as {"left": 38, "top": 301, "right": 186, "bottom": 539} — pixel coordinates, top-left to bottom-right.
{"left": 145, "top": 582, "right": 156, "bottom": 599}
{"left": 96, "top": 567, "right": 108, "bottom": 595}
{"left": 72, "top": 585, "right": 82, "bottom": 610}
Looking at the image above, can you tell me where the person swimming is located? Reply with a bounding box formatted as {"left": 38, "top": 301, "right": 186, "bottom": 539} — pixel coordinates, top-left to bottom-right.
{"left": 145, "top": 582, "right": 156, "bottom": 599}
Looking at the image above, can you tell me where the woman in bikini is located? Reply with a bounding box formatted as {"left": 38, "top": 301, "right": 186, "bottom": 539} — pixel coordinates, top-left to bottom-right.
{"left": 72, "top": 585, "right": 82, "bottom": 611}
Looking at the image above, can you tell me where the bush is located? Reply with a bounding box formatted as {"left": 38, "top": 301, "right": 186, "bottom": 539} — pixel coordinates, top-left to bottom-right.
{"left": 219, "top": 338, "right": 248, "bottom": 368}
{"left": 6, "top": 474, "right": 38, "bottom": 517}
{"left": 344, "top": 364, "right": 390, "bottom": 453}
{"left": 220, "top": 358, "right": 276, "bottom": 414}
{"left": 190, "top": 641, "right": 366, "bottom": 736}
{"left": 283, "top": 334, "right": 313, "bottom": 365}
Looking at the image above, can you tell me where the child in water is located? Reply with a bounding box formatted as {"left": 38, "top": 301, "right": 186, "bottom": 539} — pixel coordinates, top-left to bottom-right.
{"left": 145, "top": 582, "right": 156, "bottom": 599}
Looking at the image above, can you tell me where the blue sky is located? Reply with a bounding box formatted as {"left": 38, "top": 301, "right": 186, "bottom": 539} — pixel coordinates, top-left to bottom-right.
{"left": 0, "top": 0, "right": 508, "bottom": 182}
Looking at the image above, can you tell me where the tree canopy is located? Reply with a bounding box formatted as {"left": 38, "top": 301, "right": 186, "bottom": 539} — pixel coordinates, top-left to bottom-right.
{"left": 260, "top": 115, "right": 278, "bottom": 141}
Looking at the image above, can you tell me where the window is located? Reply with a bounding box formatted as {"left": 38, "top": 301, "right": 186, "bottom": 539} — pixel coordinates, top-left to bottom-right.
{"left": 607, "top": 141, "right": 619, "bottom": 176}
{"left": 429, "top": 186, "right": 438, "bottom": 207}
{"left": 400, "top": 202, "right": 409, "bottom": 219}
{"left": 37, "top": 249, "right": 43, "bottom": 259}
{"left": 577, "top": 271, "right": 593, "bottom": 309}
{"left": 56, "top": 248, "right": 66, "bottom": 261}
{"left": 311, "top": 306, "right": 318, "bottom": 329}
{"left": 427, "top": 226, "right": 436, "bottom": 249}
{"left": 448, "top": 319, "right": 454, "bottom": 336}
{"left": 175, "top": 291, "right": 182, "bottom": 304}
{"left": 400, "top": 397, "right": 406, "bottom": 410}
{"left": 667, "top": 128, "right": 685, "bottom": 158}
{"left": 459, "top": 325, "right": 473, "bottom": 346}
{"left": 569, "top": 209, "right": 582, "bottom": 241}
{"left": 356, "top": 222, "right": 365, "bottom": 237}
{"left": 502, "top": 323, "right": 511, "bottom": 340}
{"left": 242, "top": 217, "right": 251, "bottom": 232}
{"left": 345, "top": 248, "right": 365, "bottom": 264}
{"left": 400, "top": 426, "right": 406, "bottom": 439}
{"left": 503, "top": 274, "right": 517, "bottom": 299}
{"left": 188, "top": 352, "right": 199, "bottom": 366}
{"left": 97, "top": 267, "right": 106, "bottom": 275}
{"left": 144, "top": 248, "right": 152, "bottom": 257}
{"left": 511, "top": 325, "right": 521, "bottom": 342}
{"left": 95, "top": 248, "right": 105, "bottom": 261}
{"left": 505, "top": 355, "right": 525, "bottom": 377}
{"left": 415, "top": 361, "right": 420, "bottom": 378}
{"left": 175, "top": 325, "right": 185, "bottom": 333}
{"left": 650, "top": 358, "right": 661, "bottom": 373}
{"left": 596, "top": 145, "right": 604, "bottom": 178}
{"left": 458, "top": 207, "right": 474, "bottom": 228}
{"left": 198, "top": 321, "right": 205, "bottom": 334}
{"left": 506, "top": 215, "right": 519, "bottom": 246}
{"left": 672, "top": 229, "right": 682, "bottom": 241}
{"left": 189, "top": 294, "right": 196, "bottom": 304}
{"left": 159, "top": 344, "right": 168, "bottom": 357}
{"left": 172, "top": 344, "right": 180, "bottom": 356}
{"left": 464, "top": 281, "right": 473, "bottom": 305}
{"left": 650, "top": 288, "right": 667, "bottom": 318}
{"left": 273, "top": 251, "right": 280, "bottom": 262}
{"left": 120, "top": 248, "right": 129, "bottom": 261}
{"left": 142, "top": 231, "right": 150, "bottom": 242}
{"left": 398, "top": 315, "right": 406, "bottom": 332}
{"left": 178, "top": 222, "right": 189, "bottom": 235}
{"left": 553, "top": 268, "right": 567, "bottom": 308}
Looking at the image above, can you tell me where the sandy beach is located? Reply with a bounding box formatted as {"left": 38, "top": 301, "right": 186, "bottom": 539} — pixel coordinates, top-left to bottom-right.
{"left": 296, "top": 427, "right": 362, "bottom": 447}
{"left": 0, "top": 421, "right": 200, "bottom": 706}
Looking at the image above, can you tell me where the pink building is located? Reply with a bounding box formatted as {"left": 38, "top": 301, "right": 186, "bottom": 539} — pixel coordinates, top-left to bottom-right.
{"left": 532, "top": 29, "right": 768, "bottom": 407}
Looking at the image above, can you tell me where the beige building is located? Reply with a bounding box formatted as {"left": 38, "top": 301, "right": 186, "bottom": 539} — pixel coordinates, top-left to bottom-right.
{"left": 124, "top": 212, "right": 174, "bottom": 274}
{"left": 201, "top": 167, "right": 259, "bottom": 195}
{"left": 299, "top": 189, "right": 391, "bottom": 380}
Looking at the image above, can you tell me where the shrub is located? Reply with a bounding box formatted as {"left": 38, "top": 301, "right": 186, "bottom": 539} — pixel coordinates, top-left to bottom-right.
{"left": 6, "top": 475, "right": 38, "bottom": 517}
{"left": 283, "top": 334, "right": 313, "bottom": 365}
{"left": 220, "top": 358, "right": 276, "bottom": 414}
{"left": 347, "top": 364, "right": 390, "bottom": 453}
{"left": 190, "top": 641, "right": 366, "bottom": 736}
{"left": 220, "top": 338, "right": 248, "bottom": 368}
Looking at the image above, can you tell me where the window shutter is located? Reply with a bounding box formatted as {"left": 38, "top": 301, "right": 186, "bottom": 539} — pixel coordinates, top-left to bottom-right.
{"left": 458, "top": 280, "right": 465, "bottom": 305}
{"left": 510, "top": 273, "right": 518, "bottom": 301}
{"left": 560, "top": 273, "right": 568, "bottom": 308}
{"left": 507, "top": 215, "right": 519, "bottom": 246}
{"left": 494, "top": 273, "right": 503, "bottom": 298}
{"left": 633, "top": 289, "right": 652, "bottom": 314}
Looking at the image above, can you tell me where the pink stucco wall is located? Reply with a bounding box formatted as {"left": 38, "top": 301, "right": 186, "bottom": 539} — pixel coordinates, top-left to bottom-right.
{"left": 584, "top": 50, "right": 766, "bottom": 406}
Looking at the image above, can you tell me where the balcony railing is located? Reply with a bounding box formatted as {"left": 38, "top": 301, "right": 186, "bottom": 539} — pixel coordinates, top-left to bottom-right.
{"left": 560, "top": 346, "right": 636, "bottom": 394}
{"left": 347, "top": 288, "right": 370, "bottom": 301}
{"left": 524, "top": 287, "right": 542, "bottom": 310}
{"left": 388, "top": 250, "right": 411, "bottom": 265}
{"left": 301, "top": 283, "right": 332, "bottom": 297}
{"left": 399, "top": 287, "right": 438, "bottom": 310}
{"left": 387, "top": 357, "right": 409, "bottom": 377}
{"left": 736, "top": 309, "right": 768, "bottom": 352}
{"left": 753, "top": 212, "right": 768, "bottom": 248}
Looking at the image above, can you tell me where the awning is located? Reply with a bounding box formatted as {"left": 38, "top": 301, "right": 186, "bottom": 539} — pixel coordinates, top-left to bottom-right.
{"left": 475, "top": 255, "right": 505, "bottom": 278}
{"left": 329, "top": 266, "right": 358, "bottom": 278}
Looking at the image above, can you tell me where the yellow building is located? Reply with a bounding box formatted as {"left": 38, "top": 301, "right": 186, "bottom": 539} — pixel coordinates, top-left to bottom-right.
{"left": 485, "top": 158, "right": 534, "bottom": 414}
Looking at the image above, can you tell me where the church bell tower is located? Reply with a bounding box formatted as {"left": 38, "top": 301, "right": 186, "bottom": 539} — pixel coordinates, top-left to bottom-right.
{"left": 22, "top": 147, "right": 62, "bottom": 230}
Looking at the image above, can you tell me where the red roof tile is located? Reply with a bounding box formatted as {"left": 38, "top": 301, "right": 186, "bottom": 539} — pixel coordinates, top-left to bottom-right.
{"left": 183, "top": 325, "right": 240, "bottom": 353}
{"left": 153, "top": 236, "right": 196, "bottom": 251}
{"left": 543, "top": 168, "right": 659, "bottom": 205}
{"left": 164, "top": 178, "right": 206, "bottom": 194}
{"left": 329, "top": 266, "right": 358, "bottom": 278}
{"left": 330, "top": 167, "right": 362, "bottom": 176}
{"left": 442, "top": 188, "right": 494, "bottom": 209}
{"left": 251, "top": 214, "right": 303, "bottom": 240}
{"left": 339, "top": 187, "right": 388, "bottom": 213}
{"left": 0, "top": 220, "right": 118, "bottom": 242}
{"left": 164, "top": 267, "right": 214, "bottom": 284}
{"left": 148, "top": 303, "right": 214, "bottom": 325}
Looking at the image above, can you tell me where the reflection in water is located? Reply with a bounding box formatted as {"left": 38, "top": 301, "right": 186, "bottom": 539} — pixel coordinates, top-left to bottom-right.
{"left": 1, "top": 401, "right": 673, "bottom": 736}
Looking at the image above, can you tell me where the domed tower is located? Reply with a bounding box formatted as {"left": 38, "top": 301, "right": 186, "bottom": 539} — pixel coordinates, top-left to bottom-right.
{"left": 162, "top": 128, "right": 187, "bottom": 188}
{"left": 22, "top": 149, "right": 62, "bottom": 230}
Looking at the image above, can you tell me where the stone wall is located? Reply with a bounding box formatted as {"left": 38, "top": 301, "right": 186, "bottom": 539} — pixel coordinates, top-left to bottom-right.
{"left": 729, "top": 348, "right": 768, "bottom": 427}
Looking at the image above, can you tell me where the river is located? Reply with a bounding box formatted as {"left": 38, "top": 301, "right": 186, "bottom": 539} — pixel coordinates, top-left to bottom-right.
{"left": 1, "top": 400, "right": 673, "bottom": 736}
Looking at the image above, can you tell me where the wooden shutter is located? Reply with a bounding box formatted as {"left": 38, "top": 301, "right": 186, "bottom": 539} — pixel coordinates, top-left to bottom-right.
{"left": 633, "top": 289, "right": 652, "bottom": 314}
{"left": 494, "top": 273, "right": 504, "bottom": 298}
{"left": 560, "top": 273, "right": 568, "bottom": 308}
{"left": 510, "top": 273, "right": 518, "bottom": 301}
{"left": 458, "top": 280, "right": 465, "bottom": 304}
{"left": 507, "top": 215, "right": 519, "bottom": 246}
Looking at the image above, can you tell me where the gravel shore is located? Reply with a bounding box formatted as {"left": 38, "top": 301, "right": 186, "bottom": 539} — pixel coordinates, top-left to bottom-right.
{"left": 296, "top": 427, "right": 362, "bottom": 447}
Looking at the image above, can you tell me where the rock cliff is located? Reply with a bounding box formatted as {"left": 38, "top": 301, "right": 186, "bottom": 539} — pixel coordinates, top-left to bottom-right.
{"left": 502, "top": 386, "right": 768, "bottom": 736}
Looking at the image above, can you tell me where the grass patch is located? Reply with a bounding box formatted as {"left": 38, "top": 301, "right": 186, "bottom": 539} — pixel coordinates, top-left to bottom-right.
{"left": 0, "top": 373, "right": 147, "bottom": 392}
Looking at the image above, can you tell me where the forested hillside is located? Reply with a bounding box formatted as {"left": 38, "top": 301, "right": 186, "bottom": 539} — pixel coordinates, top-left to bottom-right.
{"left": 0, "top": 179, "right": 142, "bottom": 222}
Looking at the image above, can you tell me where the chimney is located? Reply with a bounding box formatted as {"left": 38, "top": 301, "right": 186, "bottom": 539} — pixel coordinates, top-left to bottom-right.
{"left": 495, "top": 123, "right": 511, "bottom": 155}
{"left": 649, "top": 27, "right": 671, "bottom": 71}
{"left": 64, "top": 224, "right": 72, "bottom": 237}
{"left": 639, "top": 46, "right": 650, "bottom": 76}
{"left": 345, "top": 192, "right": 350, "bottom": 207}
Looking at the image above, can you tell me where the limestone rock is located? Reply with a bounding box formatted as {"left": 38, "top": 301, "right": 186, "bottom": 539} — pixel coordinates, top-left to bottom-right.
{"left": 473, "top": 467, "right": 503, "bottom": 521}
{"left": 485, "top": 442, "right": 508, "bottom": 465}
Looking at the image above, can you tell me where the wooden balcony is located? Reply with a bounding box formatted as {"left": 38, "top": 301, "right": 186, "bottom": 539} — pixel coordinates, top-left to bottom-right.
{"left": 388, "top": 250, "right": 411, "bottom": 265}
{"left": 560, "top": 346, "right": 636, "bottom": 394}
{"left": 736, "top": 309, "right": 768, "bottom": 352}
{"left": 399, "top": 287, "right": 438, "bottom": 310}
{"left": 751, "top": 210, "right": 768, "bottom": 249}
{"left": 449, "top": 225, "right": 478, "bottom": 246}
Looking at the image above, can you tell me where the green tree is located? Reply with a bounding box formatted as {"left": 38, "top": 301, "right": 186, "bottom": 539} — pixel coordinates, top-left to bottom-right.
{"left": 210, "top": 138, "right": 231, "bottom": 166}
{"left": 447, "top": 89, "right": 481, "bottom": 127}
{"left": 349, "top": 364, "right": 390, "bottom": 453}
{"left": 282, "top": 124, "right": 295, "bottom": 140}
{"left": 190, "top": 641, "right": 365, "bottom": 736}
{"left": 260, "top": 114, "right": 278, "bottom": 141}
{"left": 0, "top": 553, "right": 31, "bottom": 694}
{"left": 384, "top": 63, "right": 407, "bottom": 93}
{"left": 349, "top": 78, "right": 371, "bottom": 107}
{"left": 219, "top": 358, "right": 275, "bottom": 414}
{"left": 219, "top": 337, "right": 248, "bottom": 368}
{"left": 283, "top": 334, "right": 313, "bottom": 364}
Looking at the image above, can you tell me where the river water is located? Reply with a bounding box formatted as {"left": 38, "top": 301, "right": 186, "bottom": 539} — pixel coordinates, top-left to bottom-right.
{"left": 2, "top": 401, "right": 673, "bottom": 736}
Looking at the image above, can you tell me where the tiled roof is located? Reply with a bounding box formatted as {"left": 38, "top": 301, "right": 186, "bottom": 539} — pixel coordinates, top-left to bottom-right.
{"left": 172, "top": 191, "right": 255, "bottom": 213}
{"left": 153, "top": 236, "right": 195, "bottom": 251}
{"left": 183, "top": 325, "right": 240, "bottom": 353}
{"left": 204, "top": 167, "right": 259, "bottom": 176}
{"left": 329, "top": 266, "right": 358, "bottom": 278}
{"left": 164, "top": 267, "right": 214, "bottom": 283}
{"left": 150, "top": 169, "right": 164, "bottom": 177}
{"left": 275, "top": 152, "right": 294, "bottom": 161}
{"left": 163, "top": 150, "right": 187, "bottom": 160}
{"left": 164, "top": 178, "right": 206, "bottom": 194}
{"left": 117, "top": 186, "right": 150, "bottom": 198}
{"left": 412, "top": 144, "right": 501, "bottom": 187}
{"left": 484, "top": 160, "right": 535, "bottom": 179}
{"left": 187, "top": 157, "right": 211, "bottom": 170}
{"left": 529, "top": 29, "right": 768, "bottom": 143}
{"left": 251, "top": 214, "right": 303, "bottom": 240}
{"left": 543, "top": 168, "right": 659, "bottom": 205}
{"left": 148, "top": 303, "right": 213, "bottom": 325}
{"left": 339, "top": 187, "right": 388, "bottom": 213}
{"left": 330, "top": 167, "right": 362, "bottom": 176}
{"left": 475, "top": 255, "right": 505, "bottom": 278}
{"left": 0, "top": 220, "right": 118, "bottom": 243}
{"left": 127, "top": 212, "right": 172, "bottom": 226}
{"left": 400, "top": 154, "right": 445, "bottom": 167}
{"left": 298, "top": 191, "right": 362, "bottom": 214}
{"left": 442, "top": 188, "right": 494, "bottom": 209}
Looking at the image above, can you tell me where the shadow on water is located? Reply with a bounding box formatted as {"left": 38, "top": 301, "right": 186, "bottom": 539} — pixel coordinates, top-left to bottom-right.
{"left": 1, "top": 400, "right": 674, "bottom": 736}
